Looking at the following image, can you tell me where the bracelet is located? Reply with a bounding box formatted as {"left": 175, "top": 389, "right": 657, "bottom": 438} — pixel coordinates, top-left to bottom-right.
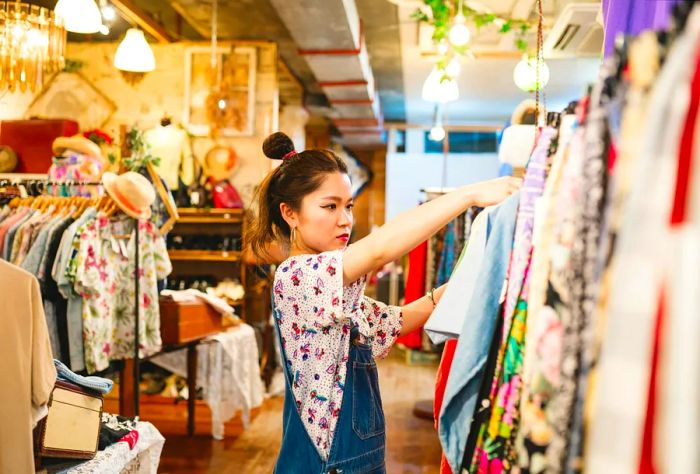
{"left": 427, "top": 287, "right": 437, "bottom": 307}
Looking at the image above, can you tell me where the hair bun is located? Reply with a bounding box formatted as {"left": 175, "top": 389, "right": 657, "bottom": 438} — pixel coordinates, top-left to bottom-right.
{"left": 262, "top": 132, "right": 295, "bottom": 160}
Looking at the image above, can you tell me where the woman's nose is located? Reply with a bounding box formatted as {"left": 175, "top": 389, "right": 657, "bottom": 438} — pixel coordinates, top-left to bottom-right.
{"left": 338, "top": 209, "right": 352, "bottom": 227}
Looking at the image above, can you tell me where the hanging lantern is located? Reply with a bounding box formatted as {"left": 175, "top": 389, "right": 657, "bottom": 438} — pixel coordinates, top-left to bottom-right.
{"left": 54, "top": 0, "right": 101, "bottom": 34}
{"left": 513, "top": 55, "right": 550, "bottom": 92}
{"left": 0, "top": 2, "right": 67, "bottom": 93}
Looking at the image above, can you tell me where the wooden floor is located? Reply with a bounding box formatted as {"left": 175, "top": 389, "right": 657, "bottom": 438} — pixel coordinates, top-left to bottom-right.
{"left": 157, "top": 354, "right": 442, "bottom": 473}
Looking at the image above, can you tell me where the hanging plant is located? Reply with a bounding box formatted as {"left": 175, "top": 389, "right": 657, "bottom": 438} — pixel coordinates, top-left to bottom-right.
{"left": 122, "top": 126, "right": 161, "bottom": 170}
{"left": 412, "top": 0, "right": 534, "bottom": 76}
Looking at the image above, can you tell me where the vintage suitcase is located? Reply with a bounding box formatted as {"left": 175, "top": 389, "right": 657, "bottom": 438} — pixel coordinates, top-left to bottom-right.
{"left": 34, "top": 380, "right": 103, "bottom": 460}
{"left": 160, "top": 297, "right": 235, "bottom": 345}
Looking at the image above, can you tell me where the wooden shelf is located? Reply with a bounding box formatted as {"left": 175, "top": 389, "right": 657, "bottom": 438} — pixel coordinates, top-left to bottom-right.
{"left": 175, "top": 208, "right": 244, "bottom": 224}
{"left": 169, "top": 250, "right": 242, "bottom": 262}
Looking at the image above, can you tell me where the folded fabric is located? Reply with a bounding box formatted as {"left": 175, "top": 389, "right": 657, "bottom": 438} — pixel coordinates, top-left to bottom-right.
{"left": 118, "top": 430, "right": 139, "bottom": 450}
{"left": 54, "top": 359, "right": 113, "bottom": 395}
{"left": 102, "top": 412, "right": 137, "bottom": 432}
{"left": 98, "top": 424, "right": 130, "bottom": 450}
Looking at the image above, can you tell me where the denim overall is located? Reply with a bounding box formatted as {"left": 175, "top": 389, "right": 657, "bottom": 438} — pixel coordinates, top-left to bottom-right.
{"left": 272, "top": 299, "right": 387, "bottom": 474}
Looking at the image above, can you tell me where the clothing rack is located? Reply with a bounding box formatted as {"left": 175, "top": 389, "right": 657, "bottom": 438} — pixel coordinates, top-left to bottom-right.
{"left": 0, "top": 175, "right": 142, "bottom": 416}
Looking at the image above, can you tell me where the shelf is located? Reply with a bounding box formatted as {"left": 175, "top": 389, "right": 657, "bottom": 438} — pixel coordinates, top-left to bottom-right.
{"left": 169, "top": 250, "right": 242, "bottom": 262}
{"left": 176, "top": 208, "right": 244, "bottom": 224}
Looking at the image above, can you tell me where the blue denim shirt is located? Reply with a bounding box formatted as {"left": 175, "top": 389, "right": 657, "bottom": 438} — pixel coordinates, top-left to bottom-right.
{"left": 438, "top": 192, "right": 520, "bottom": 473}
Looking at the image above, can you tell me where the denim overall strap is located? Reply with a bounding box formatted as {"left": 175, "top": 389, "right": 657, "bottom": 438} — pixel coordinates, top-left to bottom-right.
{"left": 272, "top": 296, "right": 387, "bottom": 474}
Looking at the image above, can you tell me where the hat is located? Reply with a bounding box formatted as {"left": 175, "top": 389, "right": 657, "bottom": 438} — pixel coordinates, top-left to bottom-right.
{"left": 0, "top": 145, "right": 18, "bottom": 173}
{"left": 53, "top": 135, "right": 102, "bottom": 161}
{"left": 102, "top": 172, "right": 156, "bottom": 219}
{"left": 204, "top": 145, "right": 238, "bottom": 181}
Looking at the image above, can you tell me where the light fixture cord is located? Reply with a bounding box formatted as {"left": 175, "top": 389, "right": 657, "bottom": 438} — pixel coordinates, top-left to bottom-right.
{"left": 211, "top": 0, "right": 219, "bottom": 84}
{"left": 534, "top": 0, "right": 546, "bottom": 126}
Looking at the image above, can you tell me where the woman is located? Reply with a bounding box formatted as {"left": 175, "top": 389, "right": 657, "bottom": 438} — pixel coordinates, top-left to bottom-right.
{"left": 247, "top": 132, "right": 521, "bottom": 473}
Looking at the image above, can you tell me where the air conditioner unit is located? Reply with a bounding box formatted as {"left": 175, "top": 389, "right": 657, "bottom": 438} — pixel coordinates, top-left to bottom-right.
{"left": 544, "top": 3, "right": 603, "bottom": 59}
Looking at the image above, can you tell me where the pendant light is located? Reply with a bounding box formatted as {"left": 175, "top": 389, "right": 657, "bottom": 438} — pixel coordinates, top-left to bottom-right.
{"left": 449, "top": 0, "right": 470, "bottom": 47}
{"left": 54, "top": 0, "right": 102, "bottom": 34}
{"left": 114, "top": 28, "right": 155, "bottom": 72}
{"left": 513, "top": 55, "right": 550, "bottom": 92}
{"left": 422, "top": 66, "right": 459, "bottom": 104}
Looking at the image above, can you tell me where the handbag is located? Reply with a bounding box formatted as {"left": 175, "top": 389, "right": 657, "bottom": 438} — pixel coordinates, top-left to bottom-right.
{"left": 34, "top": 380, "right": 103, "bottom": 460}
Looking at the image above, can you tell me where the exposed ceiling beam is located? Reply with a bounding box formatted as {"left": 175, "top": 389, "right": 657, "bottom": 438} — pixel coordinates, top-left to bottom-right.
{"left": 168, "top": 1, "right": 211, "bottom": 39}
{"left": 111, "top": 0, "right": 174, "bottom": 43}
{"left": 385, "top": 123, "right": 502, "bottom": 131}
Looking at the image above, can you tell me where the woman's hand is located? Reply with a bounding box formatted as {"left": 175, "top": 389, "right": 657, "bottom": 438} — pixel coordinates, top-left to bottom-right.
{"left": 469, "top": 176, "right": 522, "bottom": 208}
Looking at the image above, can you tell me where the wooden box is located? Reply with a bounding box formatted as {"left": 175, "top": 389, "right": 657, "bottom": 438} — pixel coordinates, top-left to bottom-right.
{"left": 159, "top": 297, "right": 232, "bottom": 345}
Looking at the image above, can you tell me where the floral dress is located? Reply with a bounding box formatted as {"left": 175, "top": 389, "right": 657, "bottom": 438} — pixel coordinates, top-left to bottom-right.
{"left": 71, "top": 216, "right": 172, "bottom": 373}
{"left": 273, "top": 249, "right": 403, "bottom": 460}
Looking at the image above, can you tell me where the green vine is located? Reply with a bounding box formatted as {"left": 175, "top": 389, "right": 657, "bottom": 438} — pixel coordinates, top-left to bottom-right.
{"left": 413, "top": 0, "right": 533, "bottom": 76}
{"left": 122, "top": 126, "right": 161, "bottom": 171}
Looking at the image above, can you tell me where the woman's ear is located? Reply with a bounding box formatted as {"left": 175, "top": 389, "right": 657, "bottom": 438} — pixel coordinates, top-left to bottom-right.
{"left": 280, "top": 202, "right": 297, "bottom": 229}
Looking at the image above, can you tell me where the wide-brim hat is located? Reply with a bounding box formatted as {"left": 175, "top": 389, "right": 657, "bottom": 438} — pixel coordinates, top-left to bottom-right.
{"left": 204, "top": 145, "right": 238, "bottom": 181}
{"left": 53, "top": 135, "right": 102, "bottom": 161}
{"left": 102, "top": 171, "right": 155, "bottom": 220}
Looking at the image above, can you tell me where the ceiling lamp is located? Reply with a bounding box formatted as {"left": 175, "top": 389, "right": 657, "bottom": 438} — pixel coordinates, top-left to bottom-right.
{"left": 114, "top": 28, "right": 155, "bottom": 72}
{"left": 422, "top": 67, "right": 459, "bottom": 103}
{"left": 449, "top": 0, "right": 470, "bottom": 47}
{"left": 513, "top": 55, "right": 550, "bottom": 92}
{"left": 54, "top": 0, "right": 102, "bottom": 34}
{"left": 0, "top": 2, "right": 66, "bottom": 93}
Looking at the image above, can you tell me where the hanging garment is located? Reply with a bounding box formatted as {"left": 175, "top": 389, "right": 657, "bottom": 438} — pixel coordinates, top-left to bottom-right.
{"left": 602, "top": 0, "right": 681, "bottom": 58}
{"left": 585, "top": 8, "right": 700, "bottom": 473}
{"left": 395, "top": 240, "right": 428, "bottom": 349}
{"left": 71, "top": 217, "right": 172, "bottom": 373}
{"left": 0, "top": 260, "right": 56, "bottom": 474}
{"left": 272, "top": 250, "right": 402, "bottom": 460}
{"left": 438, "top": 192, "right": 520, "bottom": 474}
{"left": 469, "top": 128, "right": 553, "bottom": 473}
{"left": 425, "top": 209, "right": 491, "bottom": 344}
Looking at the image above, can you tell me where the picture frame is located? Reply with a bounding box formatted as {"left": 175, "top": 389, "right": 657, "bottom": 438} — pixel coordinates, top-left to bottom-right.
{"left": 183, "top": 45, "right": 257, "bottom": 137}
{"left": 25, "top": 72, "right": 116, "bottom": 130}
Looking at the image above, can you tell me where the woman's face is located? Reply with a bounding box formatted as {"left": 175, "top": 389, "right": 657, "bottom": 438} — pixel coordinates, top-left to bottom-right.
{"left": 284, "top": 172, "right": 354, "bottom": 255}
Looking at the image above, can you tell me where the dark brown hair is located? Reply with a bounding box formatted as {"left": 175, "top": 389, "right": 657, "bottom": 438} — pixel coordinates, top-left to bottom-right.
{"left": 246, "top": 132, "right": 348, "bottom": 260}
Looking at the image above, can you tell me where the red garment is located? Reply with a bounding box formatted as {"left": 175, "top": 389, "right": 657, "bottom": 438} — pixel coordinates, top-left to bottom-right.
{"left": 638, "top": 290, "right": 665, "bottom": 474}
{"left": 434, "top": 339, "right": 458, "bottom": 474}
{"left": 396, "top": 241, "right": 428, "bottom": 349}
{"left": 671, "top": 41, "right": 700, "bottom": 225}
{"left": 118, "top": 430, "right": 139, "bottom": 450}
{"left": 208, "top": 177, "right": 243, "bottom": 209}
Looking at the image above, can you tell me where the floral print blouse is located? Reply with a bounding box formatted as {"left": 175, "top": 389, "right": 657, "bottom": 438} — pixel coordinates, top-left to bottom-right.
{"left": 273, "top": 250, "right": 403, "bottom": 460}
{"left": 71, "top": 216, "right": 171, "bottom": 373}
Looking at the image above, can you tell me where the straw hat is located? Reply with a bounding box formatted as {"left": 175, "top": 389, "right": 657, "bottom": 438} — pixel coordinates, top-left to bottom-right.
{"left": 52, "top": 135, "right": 102, "bottom": 160}
{"left": 204, "top": 145, "right": 238, "bottom": 181}
{"left": 102, "top": 172, "right": 155, "bottom": 219}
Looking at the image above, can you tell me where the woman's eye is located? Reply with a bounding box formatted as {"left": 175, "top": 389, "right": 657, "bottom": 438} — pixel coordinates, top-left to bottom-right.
{"left": 323, "top": 204, "right": 336, "bottom": 210}
{"left": 346, "top": 204, "right": 354, "bottom": 210}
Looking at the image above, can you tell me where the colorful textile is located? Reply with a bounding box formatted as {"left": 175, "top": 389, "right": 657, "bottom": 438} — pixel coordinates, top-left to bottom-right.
{"left": 469, "top": 128, "right": 553, "bottom": 473}
{"left": 395, "top": 240, "right": 428, "bottom": 349}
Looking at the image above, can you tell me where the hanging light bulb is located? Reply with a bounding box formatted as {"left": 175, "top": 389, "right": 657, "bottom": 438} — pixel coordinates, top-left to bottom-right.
{"left": 101, "top": 4, "right": 116, "bottom": 22}
{"left": 99, "top": 24, "right": 110, "bottom": 35}
{"left": 114, "top": 28, "right": 155, "bottom": 72}
{"left": 429, "top": 125, "right": 446, "bottom": 141}
{"left": 449, "top": 13, "right": 471, "bottom": 47}
{"left": 422, "top": 67, "right": 459, "bottom": 103}
{"left": 437, "top": 40, "right": 449, "bottom": 55}
{"left": 445, "top": 57, "right": 461, "bottom": 78}
{"left": 513, "top": 55, "right": 550, "bottom": 92}
{"left": 55, "top": 0, "right": 102, "bottom": 34}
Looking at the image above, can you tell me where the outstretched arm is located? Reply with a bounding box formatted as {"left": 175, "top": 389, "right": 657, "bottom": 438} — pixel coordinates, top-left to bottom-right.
{"left": 342, "top": 177, "right": 520, "bottom": 286}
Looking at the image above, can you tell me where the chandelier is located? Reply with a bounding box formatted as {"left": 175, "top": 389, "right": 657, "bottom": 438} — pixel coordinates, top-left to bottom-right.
{"left": 0, "top": 1, "right": 67, "bottom": 93}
